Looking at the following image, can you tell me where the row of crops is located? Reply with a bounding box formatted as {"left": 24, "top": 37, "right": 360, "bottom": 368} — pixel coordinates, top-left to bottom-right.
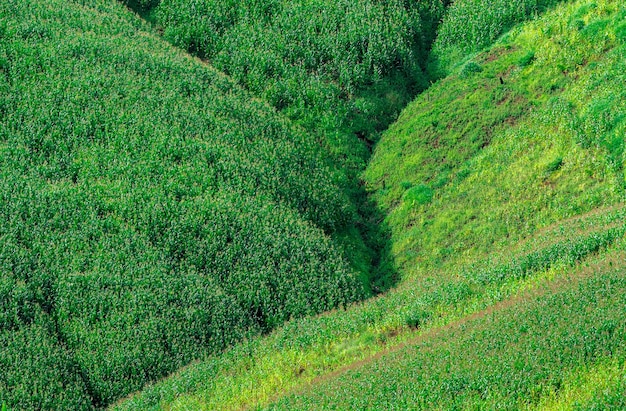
{"left": 129, "top": 0, "right": 449, "bottom": 173}
{"left": 111, "top": 209, "right": 626, "bottom": 410}
{"left": 265, "top": 243, "right": 626, "bottom": 409}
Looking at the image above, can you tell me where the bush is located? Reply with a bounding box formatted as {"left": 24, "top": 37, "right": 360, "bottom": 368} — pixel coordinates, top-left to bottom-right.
{"left": 403, "top": 184, "right": 434, "bottom": 205}
{"left": 460, "top": 61, "right": 483, "bottom": 77}
{"left": 518, "top": 50, "right": 536, "bottom": 67}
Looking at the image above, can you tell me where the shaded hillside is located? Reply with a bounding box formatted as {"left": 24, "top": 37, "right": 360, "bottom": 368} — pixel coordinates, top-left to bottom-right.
{"left": 133, "top": 0, "right": 449, "bottom": 168}
{"left": 120, "top": 0, "right": 455, "bottom": 292}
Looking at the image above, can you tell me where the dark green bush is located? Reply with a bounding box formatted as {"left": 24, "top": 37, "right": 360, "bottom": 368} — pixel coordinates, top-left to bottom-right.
{"left": 518, "top": 50, "right": 536, "bottom": 67}
{"left": 403, "top": 184, "right": 434, "bottom": 205}
{"left": 121, "top": 0, "right": 161, "bottom": 12}
{"left": 460, "top": 61, "right": 483, "bottom": 77}
{"left": 544, "top": 156, "right": 564, "bottom": 174}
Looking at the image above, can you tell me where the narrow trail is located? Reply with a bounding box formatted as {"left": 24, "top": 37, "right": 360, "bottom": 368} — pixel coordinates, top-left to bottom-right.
{"left": 256, "top": 243, "right": 625, "bottom": 409}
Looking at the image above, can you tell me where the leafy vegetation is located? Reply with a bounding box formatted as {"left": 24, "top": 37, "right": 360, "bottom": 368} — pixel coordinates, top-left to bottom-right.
{"left": 3, "top": 0, "right": 625, "bottom": 409}
{"left": 112, "top": 205, "right": 626, "bottom": 410}
{"left": 149, "top": 0, "right": 449, "bottom": 169}
{"left": 121, "top": 0, "right": 453, "bottom": 288}
{"left": 112, "top": 0, "right": 626, "bottom": 409}
{"left": 0, "top": 0, "right": 370, "bottom": 407}
{"left": 265, "top": 243, "right": 626, "bottom": 410}
{"left": 120, "top": 0, "right": 458, "bottom": 303}
{"left": 430, "top": 0, "right": 566, "bottom": 75}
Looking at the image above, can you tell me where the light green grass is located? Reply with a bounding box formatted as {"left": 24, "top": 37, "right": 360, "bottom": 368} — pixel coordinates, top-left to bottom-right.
{"left": 365, "top": 0, "right": 626, "bottom": 276}
{"left": 533, "top": 359, "right": 626, "bottom": 410}
{"left": 263, "top": 242, "right": 626, "bottom": 410}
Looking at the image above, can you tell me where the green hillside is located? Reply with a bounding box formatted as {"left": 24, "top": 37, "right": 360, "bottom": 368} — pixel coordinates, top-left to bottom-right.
{"left": 112, "top": 0, "right": 626, "bottom": 409}
{"left": 2, "top": 0, "right": 625, "bottom": 409}
{"left": 0, "top": 0, "right": 373, "bottom": 408}
{"left": 127, "top": 0, "right": 455, "bottom": 293}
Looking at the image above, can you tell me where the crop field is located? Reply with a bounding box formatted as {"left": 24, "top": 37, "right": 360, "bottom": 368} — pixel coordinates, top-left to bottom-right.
{"left": 113, "top": 203, "right": 626, "bottom": 410}
{"left": 132, "top": 0, "right": 448, "bottom": 170}
{"left": 1, "top": 0, "right": 625, "bottom": 409}
{"left": 264, "top": 242, "right": 626, "bottom": 410}
{"left": 0, "top": 0, "right": 372, "bottom": 407}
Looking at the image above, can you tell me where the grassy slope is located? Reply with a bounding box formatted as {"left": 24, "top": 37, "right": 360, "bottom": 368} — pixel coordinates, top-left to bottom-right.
{"left": 365, "top": 0, "right": 626, "bottom": 275}
{"left": 114, "top": 1, "right": 626, "bottom": 409}
{"left": 269, "top": 0, "right": 626, "bottom": 407}
{"left": 114, "top": 205, "right": 626, "bottom": 410}
{"left": 265, "top": 241, "right": 626, "bottom": 410}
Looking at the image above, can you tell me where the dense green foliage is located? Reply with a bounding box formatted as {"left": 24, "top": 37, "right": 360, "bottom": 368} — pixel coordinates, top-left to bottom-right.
{"left": 128, "top": 0, "right": 452, "bottom": 291}
{"left": 113, "top": 1, "right": 626, "bottom": 409}
{"left": 3, "top": 0, "right": 625, "bottom": 409}
{"left": 430, "top": 0, "right": 566, "bottom": 75}
{"left": 265, "top": 245, "right": 626, "bottom": 410}
{"left": 150, "top": 0, "right": 449, "bottom": 172}
{"left": 0, "top": 0, "right": 369, "bottom": 408}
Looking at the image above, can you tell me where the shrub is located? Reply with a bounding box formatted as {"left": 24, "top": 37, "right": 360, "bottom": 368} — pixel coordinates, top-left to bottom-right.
{"left": 460, "top": 61, "right": 483, "bottom": 77}
{"left": 518, "top": 50, "right": 536, "bottom": 67}
{"left": 544, "top": 156, "right": 564, "bottom": 174}
{"left": 403, "top": 184, "right": 434, "bottom": 206}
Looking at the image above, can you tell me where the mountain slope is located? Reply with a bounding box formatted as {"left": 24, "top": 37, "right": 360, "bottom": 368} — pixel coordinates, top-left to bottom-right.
{"left": 0, "top": 0, "right": 368, "bottom": 408}
{"left": 268, "top": 0, "right": 626, "bottom": 407}
{"left": 113, "top": 0, "right": 626, "bottom": 409}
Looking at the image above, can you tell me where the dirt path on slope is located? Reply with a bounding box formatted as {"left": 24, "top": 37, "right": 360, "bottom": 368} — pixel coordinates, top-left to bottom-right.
{"left": 255, "top": 245, "right": 625, "bottom": 409}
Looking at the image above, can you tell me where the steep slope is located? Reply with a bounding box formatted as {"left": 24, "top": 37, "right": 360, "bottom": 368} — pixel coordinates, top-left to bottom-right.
{"left": 365, "top": 0, "right": 625, "bottom": 275}
{"left": 120, "top": 0, "right": 454, "bottom": 290}
{"left": 429, "top": 0, "right": 568, "bottom": 76}
{"left": 0, "top": 0, "right": 368, "bottom": 408}
{"left": 265, "top": 242, "right": 626, "bottom": 409}
{"left": 114, "top": 0, "right": 625, "bottom": 409}
{"left": 269, "top": 0, "right": 626, "bottom": 407}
